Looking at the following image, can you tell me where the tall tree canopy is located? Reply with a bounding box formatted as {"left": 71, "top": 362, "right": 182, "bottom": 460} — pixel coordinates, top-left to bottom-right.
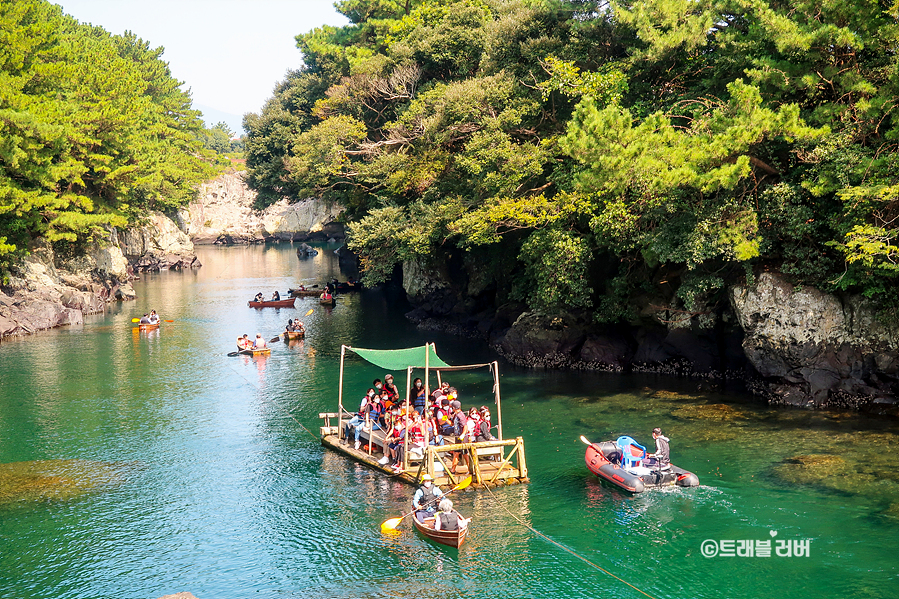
{"left": 0, "top": 0, "right": 211, "bottom": 269}
{"left": 245, "top": 0, "right": 899, "bottom": 316}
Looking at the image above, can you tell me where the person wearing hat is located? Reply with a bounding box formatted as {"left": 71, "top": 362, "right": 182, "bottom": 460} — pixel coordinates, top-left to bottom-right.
{"left": 383, "top": 374, "right": 399, "bottom": 403}
{"left": 412, "top": 473, "right": 443, "bottom": 522}
{"left": 253, "top": 333, "right": 267, "bottom": 349}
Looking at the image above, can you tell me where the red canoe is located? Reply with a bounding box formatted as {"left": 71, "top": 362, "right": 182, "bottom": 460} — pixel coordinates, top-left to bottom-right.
{"left": 248, "top": 298, "right": 296, "bottom": 308}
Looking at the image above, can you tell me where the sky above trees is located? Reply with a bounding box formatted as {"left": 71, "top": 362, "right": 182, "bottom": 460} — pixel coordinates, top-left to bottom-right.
{"left": 55, "top": 0, "right": 348, "bottom": 133}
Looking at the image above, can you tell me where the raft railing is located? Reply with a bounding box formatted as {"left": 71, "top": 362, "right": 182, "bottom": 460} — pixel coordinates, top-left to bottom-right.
{"left": 415, "top": 437, "right": 528, "bottom": 487}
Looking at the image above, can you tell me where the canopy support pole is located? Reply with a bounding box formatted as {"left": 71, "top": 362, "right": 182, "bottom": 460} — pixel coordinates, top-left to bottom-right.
{"left": 338, "top": 345, "right": 347, "bottom": 440}
{"left": 493, "top": 361, "right": 503, "bottom": 441}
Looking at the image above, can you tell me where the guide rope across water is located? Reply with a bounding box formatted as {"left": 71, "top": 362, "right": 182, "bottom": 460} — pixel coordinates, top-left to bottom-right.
{"left": 483, "top": 484, "right": 660, "bottom": 599}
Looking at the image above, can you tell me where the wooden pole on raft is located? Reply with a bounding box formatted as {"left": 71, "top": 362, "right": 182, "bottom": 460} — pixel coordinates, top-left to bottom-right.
{"left": 403, "top": 365, "right": 411, "bottom": 472}
{"left": 338, "top": 345, "right": 347, "bottom": 441}
{"left": 492, "top": 361, "right": 503, "bottom": 441}
{"left": 423, "top": 343, "right": 430, "bottom": 455}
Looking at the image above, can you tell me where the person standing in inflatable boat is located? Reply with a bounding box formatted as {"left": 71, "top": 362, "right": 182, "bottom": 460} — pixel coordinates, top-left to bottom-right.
{"left": 646, "top": 427, "right": 670, "bottom": 470}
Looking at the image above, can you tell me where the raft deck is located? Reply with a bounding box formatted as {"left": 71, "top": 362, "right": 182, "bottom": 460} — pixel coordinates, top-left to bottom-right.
{"left": 320, "top": 411, "right": 528, "bottom": 488}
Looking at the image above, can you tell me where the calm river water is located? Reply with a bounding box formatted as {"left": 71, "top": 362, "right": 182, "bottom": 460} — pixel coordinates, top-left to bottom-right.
{"left": 1, "top": 244, "right": 897, "bottom": 599}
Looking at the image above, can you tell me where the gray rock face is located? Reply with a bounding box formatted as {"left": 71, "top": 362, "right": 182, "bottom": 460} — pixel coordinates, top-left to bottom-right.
{"left": 497, "top": 312, "right": 587, "bottom": 368}
{"left": 2, "top": 241, "right": 108, "bottom": 338}
{"left": 730, "top": 272, "right": 898, "bottom": 407}
{"left": 402, "top": 258, "right": 451, "bottom": 302}
{"left": 119, "top": 211, "right": 200, "bottom": 271}
{"left": 2, "top": 210, "right": 199, "bottom": 340}
{"left": 189, "top": 171, "right": 343, "bottom": 244}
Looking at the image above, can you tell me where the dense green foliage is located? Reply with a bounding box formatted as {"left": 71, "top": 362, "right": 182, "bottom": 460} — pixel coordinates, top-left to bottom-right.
{"left": 0, "top": 0, "right": 212, "bottom": 269}
{"left": 244, "top": 0, "right": 899, "bottom": 316}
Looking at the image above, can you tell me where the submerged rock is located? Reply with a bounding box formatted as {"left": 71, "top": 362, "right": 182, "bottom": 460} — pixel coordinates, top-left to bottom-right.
{"left": 671, "top": 403, "right": 751, "bottom": 421}
{"left": 0, "top": 459, "right": 127, "bottom": 505}
{"left": 771, "top": 454, "right": 855, "bottom": 488}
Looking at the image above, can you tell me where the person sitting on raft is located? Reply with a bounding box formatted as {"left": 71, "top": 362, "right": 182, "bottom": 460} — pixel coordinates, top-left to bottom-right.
{"left": 148, "top": 310, "right": 160, "bottom": 324}
{"left": 433, "top": 498, "right": 470, "bottom": 531}
{"left": 271, "top": 290, "right": 280, "bottom": 301}
{"left": 237, "top": 334, "right": 252, "bottom": 350}
{"left": 253, "top": 333, "right": 267, "bottom": 349}
{"left": 139, "top": 313, "right": 150, "bottom": 324}
{"left": 410, "top": 377, "right": 428, "bottom": 415}
{"left": 382, "top": 374, "right": 399, "bottom": 403}
{"left": 412, "top": 474, "right": 443, "bottom": 522}
{"left": 254, "top": 292, "right": 264, "bottom": 302}
{"left": 345, "top": 389, "right": 376, "bottom": 450}
{"left": 294, "top": 321, "right": 306, "bottom": 334}
{"left": 645, "top": 427, "right": 671, "bottom": 470}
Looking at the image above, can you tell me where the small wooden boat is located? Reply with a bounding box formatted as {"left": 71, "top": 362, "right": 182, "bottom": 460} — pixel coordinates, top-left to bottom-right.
{"left": 333, "top": 280, "right": 362, "bottom": 292}
{"left": 585, "top": 437, "right": 699, "bottom": 493}
{"left": 289, "top": 288, "right": 321, "bottom": 297}
{"left": 319, "top": 296, "right": 336, "bottom": 306}
{"left": 237, "top": 345, "right": 271, "bottom": 356}
{"left": 137, "top": 322, "right": 160, "bottom": 330}
{"left": 412, "top": 512, "right": 467, "bottom": 548}
{"left": 248, "top": 298, "right": 296, "bottom": 308}
{"left": 284, "top": 330, "right": 305, "bottom": 340}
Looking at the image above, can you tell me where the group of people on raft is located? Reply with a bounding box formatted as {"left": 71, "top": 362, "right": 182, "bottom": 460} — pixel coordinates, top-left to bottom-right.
{"left": 138, "top": 310, "right": 160, "bottom": 325}
{"left": 344, "top": 375, "right": 496, "bottom": 474}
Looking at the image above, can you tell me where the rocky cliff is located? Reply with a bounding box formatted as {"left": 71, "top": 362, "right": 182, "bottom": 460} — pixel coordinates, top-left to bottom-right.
{"left": 0, "top": 211, "right": 199, "bottom": 340}
{"left": 399, "top": 260, "right": 898, "bottom": 412}
{"left": 731, "top": 272, "right": 898, "bottom": 409}
{"left": 188, "top": 171, "right": 344, "bottom": 244}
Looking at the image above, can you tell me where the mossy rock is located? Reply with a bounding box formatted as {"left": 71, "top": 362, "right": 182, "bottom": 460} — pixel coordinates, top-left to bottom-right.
{"left": 884, "top": 503, "right": 899, "bottom": 520}
{"left": 0, "top": 459, "right": 125, "bottom": 505}
{"left": 671, "top": 403, "right": 749, "bottom": 421}
{"left": 771, "top": 454, "right": 851, "bottom": 485}
{"left": 651, "top": 389, "right": 702, "bottom": 401}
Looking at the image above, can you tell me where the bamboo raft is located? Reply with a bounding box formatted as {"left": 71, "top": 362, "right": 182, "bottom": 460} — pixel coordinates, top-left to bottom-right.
{"left": 284, "top": 330, "right": 305, "bottom": 340}
{"left": 319, "top": 343, "right": 529, "bottom": 489}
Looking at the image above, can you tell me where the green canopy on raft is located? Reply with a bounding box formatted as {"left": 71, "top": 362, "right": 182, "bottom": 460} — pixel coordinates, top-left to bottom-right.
{"left": 346, "top": 345, "right": 452, "bottom": 370}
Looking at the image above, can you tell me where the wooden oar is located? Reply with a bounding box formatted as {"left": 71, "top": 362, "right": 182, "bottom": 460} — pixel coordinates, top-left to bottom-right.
{"left": 270, "top": 308, "right": 314, "bottom": 343}
{"left": 380, "top": 476, "right": 471, "bottom": 532}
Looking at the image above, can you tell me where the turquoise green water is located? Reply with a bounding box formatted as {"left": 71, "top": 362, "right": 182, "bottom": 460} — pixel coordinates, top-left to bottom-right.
{"left": 1, "top": 244, "right": 897, "bottom": 599}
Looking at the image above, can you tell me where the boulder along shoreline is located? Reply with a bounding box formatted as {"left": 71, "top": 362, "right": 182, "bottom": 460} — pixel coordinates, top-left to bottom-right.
{"left": 398, "top": 259, "right": 899, "bottom": 414}
{"left": 0, "top": 171, "right": 345, "bottom": 342}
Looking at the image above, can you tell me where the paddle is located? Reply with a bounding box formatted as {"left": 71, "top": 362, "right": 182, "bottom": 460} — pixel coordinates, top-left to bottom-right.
{"left": 580, "top": 435, "right": 593, "bottom": 446}
{"left": 132, "top": 318, "right": 173, "bottom": 323}
{"left": 270, "top": 308, "right": 314, "bottom": 343}
{"left": 380, "top": 476, "right": 472, "bottom": 532}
